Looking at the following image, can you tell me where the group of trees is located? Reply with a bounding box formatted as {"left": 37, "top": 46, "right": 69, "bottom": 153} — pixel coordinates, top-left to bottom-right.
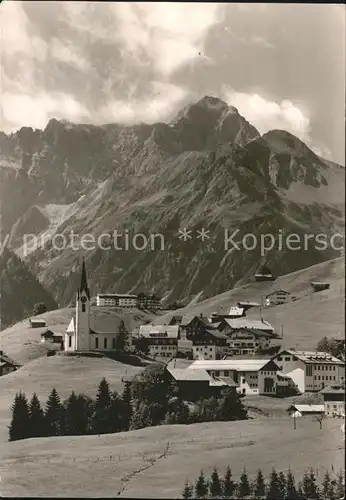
{"left": 317, "top": 337, "right": 345, "bottom": 361}
{"left": 182, "top": 466, "right": 345, "bottom": 499}
{"left": 9, "top": 365, "right": 247, "bottom": 442}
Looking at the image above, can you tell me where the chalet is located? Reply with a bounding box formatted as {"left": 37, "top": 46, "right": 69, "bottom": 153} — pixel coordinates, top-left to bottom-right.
{"left": 181, "top": 316, "right": 228, "bottom": 360}
{"left": 287, "top": 404, "right": 325, "bottom": 418}
{"left": 225, "top": 327, "right": 279, "bottom": 355}
{"left": 271, "top": 349, "right": 345, "bottom": 393}
{"left": 237, "top": 301, "right": 261, "bottom": 313}
{"left": 137, "top": 325, "right": 179, "bottom": 358}
{"left": 40, "top": 329, "right": 63, "bottom": 346}
{"left": 311, "top": 282, "right": 330, "bottom": 292}
{"left": 188, "top": 358, "right": 298, "bottom": 396}
{"left": 30, "top": 318, "right": 47, "bottom": 328}
{"left": 168, "top": 315, "right": 183, "bottom": 326}
{"left": 166, "top": 365, "right": 236, "bottom": 400}
{"left": 208, "top": 306, "right": 245, "bottom": 323}
{"left": 254, "top": 265, "right": 275, "bottom": 282}
{"left": 320, "top": 383, "right": 345, "bottom": 417}
{"left": 0, "top": 350, "right": 20, "bottom": 376}
{"left": 64, "top": 260, "right": 132, "bottom": 353}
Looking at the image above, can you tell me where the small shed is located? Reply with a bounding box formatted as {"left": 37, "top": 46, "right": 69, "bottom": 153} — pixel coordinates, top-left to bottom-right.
{"left": 287, "top": 404, "right": 324, "bottom": 417}
{"left": 30, "top": 318, "right": 47, "bottom": 328}
{"left": 311, "top": 282, "right": 330, "bottom": 292}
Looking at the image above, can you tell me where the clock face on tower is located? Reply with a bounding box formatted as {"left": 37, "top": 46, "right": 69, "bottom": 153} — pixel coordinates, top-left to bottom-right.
{"left": 81, "top": 296, "right": 87, "bottom": 303}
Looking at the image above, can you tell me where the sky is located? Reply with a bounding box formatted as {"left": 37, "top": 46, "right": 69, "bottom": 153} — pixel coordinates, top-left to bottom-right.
{"left": 1, "top": 2, "right": 345, "bottom": 164}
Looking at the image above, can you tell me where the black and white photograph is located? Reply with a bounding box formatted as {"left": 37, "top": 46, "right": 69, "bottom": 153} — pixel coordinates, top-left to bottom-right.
{"left": 0, "top": 1, "right": 345, "bottom": 498}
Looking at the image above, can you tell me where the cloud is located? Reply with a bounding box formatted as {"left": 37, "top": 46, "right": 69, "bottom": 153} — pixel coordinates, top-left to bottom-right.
{"left": 223, "top": 88, "right": 311, "bottom": 140}
{"left": 50, "top": 38, "right": 91, "bottom": 71}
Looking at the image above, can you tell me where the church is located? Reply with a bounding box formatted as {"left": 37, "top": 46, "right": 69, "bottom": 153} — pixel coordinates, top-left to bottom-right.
{"left": 64, "top": 259, "right": 131, "bottom": 352}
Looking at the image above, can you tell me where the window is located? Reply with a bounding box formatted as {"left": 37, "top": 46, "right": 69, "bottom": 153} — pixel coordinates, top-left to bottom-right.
{"left": 224, "top": 371, "right": 229, "bottom": 376}
{"left": 104, "top": 338, "right": 107, "bottom": 349}
{"left": 68, "top": 336, "right": 72, "bottom": 347}
{"left": 306, "top": 365, "right": 313, "bottom": 376}
{"left": 284, "top": 356, "right": 290, "bottom": 361}
{"left": 95, "top": 338, "right": 99, "bottom": 349}
{"left": 215, "top": 371, "right": 220, "bottom": 376}
{"left": 112, "top": 338, "right": 116, "bottom": 349}
{"left": 82, "top": 304, "right": 86, "bottom": 313}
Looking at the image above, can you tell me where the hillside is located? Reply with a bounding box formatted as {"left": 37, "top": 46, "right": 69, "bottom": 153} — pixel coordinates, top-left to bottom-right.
{"left": 157, "top": 257, "right": 345, "bottom": 349}
{"left": 0, "top": 248, "right": 57, "bottom": 329}
{"left": 0, "top": 417, "right": 343, "bottom": 498}
{"left": 0, "top": 355, "right": 144, "bottom": 445}
{"left": 0, "top": 96, "right": 344, "bottom": 307}
{"left": 0, "top": 306, "right": 159, "bottom": 365}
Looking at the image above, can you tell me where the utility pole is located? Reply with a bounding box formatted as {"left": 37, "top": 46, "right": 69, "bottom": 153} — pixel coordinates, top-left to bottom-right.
{"left": 293, "top": 399, "right": 297, "bottom": 430}
{"left": 281, "top": 324, "right": 284, "bottom": 340}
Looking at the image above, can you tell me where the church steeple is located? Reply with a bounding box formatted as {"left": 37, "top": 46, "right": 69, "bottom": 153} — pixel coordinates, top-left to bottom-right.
{"left": 79, "top": 257, "right": 90, "bottom": 299}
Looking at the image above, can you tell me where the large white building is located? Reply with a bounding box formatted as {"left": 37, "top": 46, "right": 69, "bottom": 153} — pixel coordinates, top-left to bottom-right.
{"left": 96, "top": 294, "right": 138, "bottom": 308}
{"left": 137, "top": 325, "right": 179, "bottom": 358}
{"left": 271, "top": 349, "right": 345, "bottom": 393}
{"left": 64, "top": 260, "right": 131, "bottom": 352}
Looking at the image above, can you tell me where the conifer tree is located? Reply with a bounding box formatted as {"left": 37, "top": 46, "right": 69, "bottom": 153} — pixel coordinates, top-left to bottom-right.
{"left": 28, "top": 393, "right": 45, "bottom": 438}
{"left": 222, "top": 466, "right": 236, "bottom": 498}
{"left": 182, "top": 479, "right": 193, "bottom": 499}
{"left": 64, "top": 392, "right": 92, "bottom": 435}
{"left": 120, "top": 382, "right": 133, "bottom": 431}
{"left": 335, "top": 470, "right": 344, "bottom": 499}
{"left": 254, "top": 469, "right": 266, "bottom": 498}
{"left": 285, "top": 468, "right": 297, "bottom": 500}
{"left": 302, "top": 468, "right": 320, "bottom": 499}
{"left": 45, "top": 388, "right": 66, "bottom": 436}
{"left": 91, "top": 378, "right": 112, "bottom": 434}
{"left": 217, "top": 388, "right": 248, "bottom": 421}
{"left": 107, "top": 391, "right": 123, "bottom": 433}
{"left": 322, "top": 471, "right": 335, "bottom": 500}
{"left": 195, "top": 470, "right": 208, "bottom": 499}
{"left": 296, "top": 481, "right": 304, "bottom": 499}
{"left": 278, "top": 471, "right": 287, "bottom": 498}
{"left": 129, "top": 402, "right": 152, "bottom": 430}
{"left": 209, "top": 467, "right": 222, "bottom": 498}
{"left": 8, "top": 392, "right": 30, "bottom": 441}
{"left": 266, "top": 468, "right": 282, "bottom": 500}
{"left": 237, "top": 468, "right": 251, "bottom": 498}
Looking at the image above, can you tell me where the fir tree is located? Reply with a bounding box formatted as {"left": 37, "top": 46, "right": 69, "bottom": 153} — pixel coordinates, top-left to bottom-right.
{"left": 115, "top": 320, "right": 127, "bottom": 351}
{"left": 195, "top": 470, "right": 208, "bottom": 499}
{"left": 322, "top": 471, "right": 335, "bottom": 500}
{"left": 278, "top": 471, "right": 287, "bottom": 498}
{"left": 302, "top": 468, "right": 320, "bottom": 499}
{"left": 129, "top": 403, "right": 152, "bottom": 430}
{"left": 254, "top": 469, "right": 266, "bottom": 498}
{"left": 335, "top": 470, "right": 344, "bottom": 499}
{"left": 8, "top": 392, "right": 30, "bottom": 441}
{"left": 28, "top": 393, "right": 45, "bottom": 438}
{"left": 45, "top": 388, "right": 65, "bottom": 436}
{"left": 285, "top": 468, "right": 297, "bottom": 500}
{"left": 217, "top": 388, "right": 248, "bottom": 421}
{"left": 222, "top": 466, "right": 236, "bottom": 498}
{"left": 182, "top": 479, "right": 193, "bottom": 499}
{"left": 237, "top": 468, "right": 251, "bottom": 498}
{"left": 120, "top": 382, "right": 133, "bottom": 431}
{"left": 64, "top": 392, "right": 92, "bottom": 435}
{"left": 209, "top": 467, "right": 222, "bottom": 498}
{"left": 266, "top": 468, "right": 282, "bottom": 500}
{"left": 107, "top": 391, "right": 123, "bottom": 433}
{"left": 91, "top": 378, "right": 112, "bottom": 434}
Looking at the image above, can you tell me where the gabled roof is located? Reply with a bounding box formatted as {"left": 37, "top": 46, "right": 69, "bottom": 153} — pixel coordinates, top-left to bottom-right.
{"left": 288, "top": 404, "right": 324, "bottom": 413}
{"left": 188, "top": 359, "right": 270, "bottom": 372}
{"left": 222, "top": 318, "right": 274, "bottom": 332}
{"left": 228, "top": 327, "right": 278, "bottom": 339}
{"left": 275, "top": 349, "right": 344, "bottom": 365}
{"left": 139, "top": 325, "right": 179, "bottom": 338}
{"left": 167, "top": 367, "right": 236, "bottom": 387}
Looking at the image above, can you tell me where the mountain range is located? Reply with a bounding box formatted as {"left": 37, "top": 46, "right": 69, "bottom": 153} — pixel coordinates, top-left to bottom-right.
{"left": 0, "top": 96, "right": 344, "bottom": 321}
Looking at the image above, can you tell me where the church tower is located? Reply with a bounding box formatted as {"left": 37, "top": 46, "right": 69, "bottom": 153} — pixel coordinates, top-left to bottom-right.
{"left": 75, "top": 257, "right": 91, "bottom": 351}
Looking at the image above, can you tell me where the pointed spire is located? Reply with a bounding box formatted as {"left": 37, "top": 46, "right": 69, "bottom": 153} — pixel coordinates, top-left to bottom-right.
{"left": 79, "top": 257, "right": 90, "bottom": 299}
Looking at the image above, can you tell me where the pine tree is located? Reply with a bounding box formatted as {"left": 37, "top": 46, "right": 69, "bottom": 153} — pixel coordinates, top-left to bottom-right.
{"left": 322, "top": 471, "right": 335, "bottom": 500}
{"left": 335, "top": 470, "right": 344, "bottom": 499}
{"left": 182, "top": 479, "right": 193, "bottom": 499}
{"left": 209, "top": 467, "right": 222, "bottom": 498}
{"left": 302, "top": 468, "right": 320, "bottom": 499}
{"left": 91, "top": 378, "right": 112, "bottom": 434}
{"left": 238, "top": 468, "right": 251, "bottom": 498}
{"left": 45, "top": 388, "right": 65, "bottom": 436}
{"left": 217, "top": 388, "right": 248, "bottom": 421}
{"left": 195, "top": 470, "right": 208, "bottom": 499}
{"left": 285, "top": 469, "right": 297, "bottom": 500}
{"left": 28, "top": 393, "right": 45, "bottom": 438}
{"left": 115, "top": 320, "right": 127, "bottom": 351}
{"left": 120, "top": 382, "right": 133, "bottom": 431}
{"left": 254, "top": 469, "right": 266, "bottom": 498}
{"left": 278, "top": 471, "right": 287, "bottom": 498}
{"left": 222, "top": 466, "right": 236, "bottom": 498}
{"left": 107, "top": 391, "right": 123, "bottom": 433}
{"left": 8, "top": 392, "right": 30, "bottom": 441}
{"left": 266, "top": 468, "right": 282, "bottom": 500}
{"left": 64, "top": 391, "right": 92, "bottom": 435}
{"left": 129, "top": 403, "right": 152, "bottom": 430}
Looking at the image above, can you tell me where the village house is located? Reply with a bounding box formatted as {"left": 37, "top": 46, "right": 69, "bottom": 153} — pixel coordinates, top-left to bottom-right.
{"left": 0, "top": 350, "right": 20, "bottom": 376}
{"left": 187, "top": 358, "right": 298, "bottom": 396}
{"left": 137, "top": 325, "right": 179, "bottom": 358}
{"left": 320, "top": 383, "right": 345, "bottom": 417}
{"left": 270, "top": 349, "right": 345, "bottom": 393}
{"left": 208, "top": 306, "right": 245, "bottom": 323}
{"left": 219, "top": 317, "right": 275, "bottom": 335}
{"left": 287, "top": 404, "right": 325, "bottom": 418}
{"left": 225, "top": 327, "right": 279, "bottom": 355}
{"left": 40, "top": 329, "right": 64, "bottom": 347}
{"left": 237, "top": 301, "right": 261, "bottom": 313}
{"left": 180, "top": 315, "right": 228, "bottom": 360}
{"left": 64, "top": 260, "right": 131, "bottom": 353}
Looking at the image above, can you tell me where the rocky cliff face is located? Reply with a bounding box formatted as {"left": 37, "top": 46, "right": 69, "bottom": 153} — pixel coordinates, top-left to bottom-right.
{"left": 0, "top": 96, "right": 344, "bottom": 309}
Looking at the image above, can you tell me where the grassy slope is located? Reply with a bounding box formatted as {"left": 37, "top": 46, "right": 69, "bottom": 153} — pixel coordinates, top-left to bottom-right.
{"left": 0, "top": 417, "right": 343, "bottom": 498}
{"left": 0, "top": 355, "right": 144, "bottom": 445}
{"left": 157, "top": 257, "right": 345, "bottom": 349}
{"left": 0, "top": 306, "right": 159, "bottom": 366}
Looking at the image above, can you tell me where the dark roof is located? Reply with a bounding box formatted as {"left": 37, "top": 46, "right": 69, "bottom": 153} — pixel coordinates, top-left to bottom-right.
{"left": 79, "top": 257, "right": 91, "bottom": 299}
